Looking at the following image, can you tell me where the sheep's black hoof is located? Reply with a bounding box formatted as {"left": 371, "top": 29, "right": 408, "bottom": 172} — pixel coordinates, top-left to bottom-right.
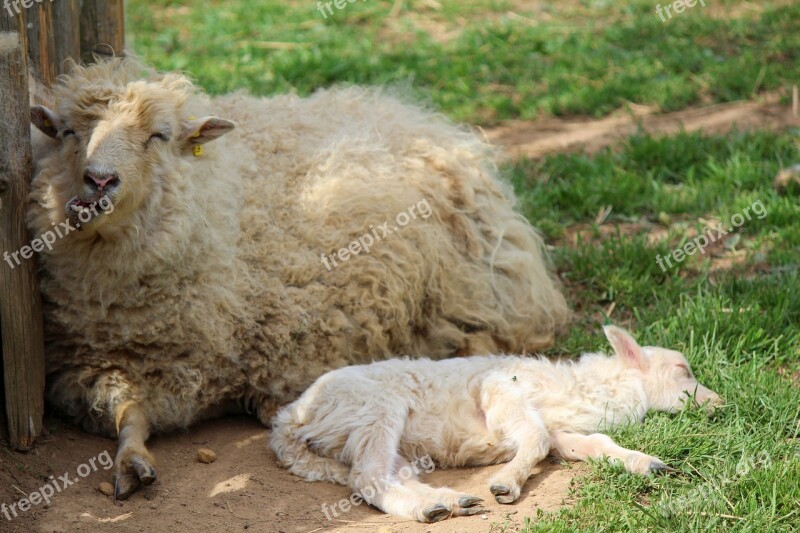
{"left": 648, "top": 460, "right": 675, "bottom": 474}
{"left": 490, "top": 484, "right": 516, "bottom": 504}
{"left": 458, "top": 496, "right": 484, "bottom": 508}
{"left": 113, "top": 473, "right": 141, "bottom": 500}
{"left": 131, "top": 457, "right": 157, "bottom": 486}
{"left": 422, "top": 504, "right": 450, "bottom": 523}
{"left": 114, "top": 455, "right": 157, "bottom": 500}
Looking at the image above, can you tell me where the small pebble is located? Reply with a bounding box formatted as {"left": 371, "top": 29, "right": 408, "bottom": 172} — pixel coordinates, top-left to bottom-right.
{"left": 481, "top": 514, "right": 488, "bottom": 520}
{"left": 197, "top": 448, "right": 217, "bottom": 464}
{"left": 98, "top": 482, "right": 114, "bottom": 496}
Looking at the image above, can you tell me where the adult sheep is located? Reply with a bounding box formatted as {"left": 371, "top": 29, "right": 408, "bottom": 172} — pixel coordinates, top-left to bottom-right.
{"left": 26, "top": 58, "right": 568, "bottom": 499}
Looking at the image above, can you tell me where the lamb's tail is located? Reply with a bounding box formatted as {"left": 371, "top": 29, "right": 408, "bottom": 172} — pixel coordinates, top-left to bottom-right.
{"left": 269, "top": 407, "right": 350, "bottom": 485}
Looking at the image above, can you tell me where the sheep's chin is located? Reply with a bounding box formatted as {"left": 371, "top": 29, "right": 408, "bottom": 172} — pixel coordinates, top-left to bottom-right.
{"left": 64, "top": 194, "right": 111, "bottom": 229}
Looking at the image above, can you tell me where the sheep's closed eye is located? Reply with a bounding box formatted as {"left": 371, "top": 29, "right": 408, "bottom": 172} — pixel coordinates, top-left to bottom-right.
{"left": 147, "top": 131, "right": 171, "bottom": 146}
{"left": 61, "top": 129, "right": 75, "bottom": 138}
{"left": 676, "top": 364, "right": 692, "bottom": 377}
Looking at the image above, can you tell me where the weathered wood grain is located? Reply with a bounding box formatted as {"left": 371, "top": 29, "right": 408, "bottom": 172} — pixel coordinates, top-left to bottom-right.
{"left": 80, "top": 0, "right": 125, "bottom": 59}
{"left": 0, "top": 14, "right": 46, "bottom": 451}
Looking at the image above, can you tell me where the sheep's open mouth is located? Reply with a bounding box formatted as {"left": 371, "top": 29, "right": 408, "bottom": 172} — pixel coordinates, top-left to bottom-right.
{"left": 64, "top": 194, "right": 111, "bottom": 228}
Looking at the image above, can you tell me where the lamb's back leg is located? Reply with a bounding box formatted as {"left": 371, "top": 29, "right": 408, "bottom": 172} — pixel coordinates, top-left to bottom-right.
{"left": 345, "top": 405, "right": 475, "bottom": 523}
{"left": 392, "top": 457, "right": 486, "bottom": 517}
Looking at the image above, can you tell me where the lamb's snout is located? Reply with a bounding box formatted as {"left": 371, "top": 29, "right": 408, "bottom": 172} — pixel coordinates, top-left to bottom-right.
{"left": 695, "top": 385, "right": 724, "bottom": 412}
{"left": 83, "top": 168, "right": 120, "bottom": 195}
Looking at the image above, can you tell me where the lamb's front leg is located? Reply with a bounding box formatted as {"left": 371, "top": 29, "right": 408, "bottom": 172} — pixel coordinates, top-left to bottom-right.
{"left": 482, "top": 392, "right": 550, "bottom": 504}
{"left": 113, "top": 401, "right": 157, "bottom": 499}
{"left": 551, "top": 431, "right": 673, "bottom": 475}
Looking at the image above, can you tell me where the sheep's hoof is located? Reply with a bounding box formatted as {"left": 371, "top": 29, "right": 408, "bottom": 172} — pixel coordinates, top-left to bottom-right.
{"left": 648, "top": 460, "right": 676, "bottom": 474}
{"left": 113, "top": 473, "right": 140, "bottom": 500}
{"left": 458, "top": 496, "right": 484, "bottom": 508}
{"left": 114, "top": 456, "right": 157, "bottom": 500}
{"left": 131, "top": 457, "right": 158, "bottom": 486}
{"left": 490, "top": 484, "right": 517, "bottom": 504}
{"left": 422, "top": 504, "right": 450, "bottom": 523}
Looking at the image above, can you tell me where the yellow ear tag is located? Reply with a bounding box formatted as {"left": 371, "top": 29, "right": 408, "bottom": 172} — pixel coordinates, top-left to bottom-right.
{"left": 192, "top": 145, "right": 204, "bottom": 157}
{"left": 192, "top": 130, "right": 201, "bottom": 138}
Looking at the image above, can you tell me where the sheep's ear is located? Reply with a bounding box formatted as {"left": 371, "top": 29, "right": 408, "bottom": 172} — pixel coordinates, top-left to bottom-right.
{"left": 180, "top": 116, "right": 235, "bottom": 146}
{"left": 31, "top": 105, "right": 61, "bottom": 139}
{"left": 603, "top": 325, "right": 647, "bottom": 371}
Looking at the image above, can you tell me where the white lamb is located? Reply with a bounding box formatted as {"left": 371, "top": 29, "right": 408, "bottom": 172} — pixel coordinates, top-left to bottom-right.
{"left": 271, "top": 325, "right": 723, "bottom": 522}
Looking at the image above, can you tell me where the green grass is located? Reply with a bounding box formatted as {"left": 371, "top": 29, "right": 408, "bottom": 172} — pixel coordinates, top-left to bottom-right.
{"left": 127, "top": 0, "right": 800, "bottom": 125}
{"left": 125, "top": 2, "right": 800, "bottom": 530}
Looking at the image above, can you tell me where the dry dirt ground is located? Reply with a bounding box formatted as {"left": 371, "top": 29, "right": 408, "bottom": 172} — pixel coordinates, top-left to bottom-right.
{"left": 485, "top": 92, "right": 797, "bottom": 160}
{"left": 0, "top": 417, "right": 578, "bottom": 533}
{"left": 1, "top": 96, "right": 795, "bottom": 533}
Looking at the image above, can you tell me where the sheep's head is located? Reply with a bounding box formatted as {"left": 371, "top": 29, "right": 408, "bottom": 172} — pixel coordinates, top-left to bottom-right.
{"left": 603, "top": 325, "right": 723, "bottom": 413}
{"left": 30, "top": 62, "right": 234, "bottom": 232}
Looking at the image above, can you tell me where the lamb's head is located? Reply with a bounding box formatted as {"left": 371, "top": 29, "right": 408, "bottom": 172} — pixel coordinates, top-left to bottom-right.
{"left": 30, "top": 59, "right": 234, "bottom": 232}
{"left": 603, "top": 325, "right": 723, "bottom": 413}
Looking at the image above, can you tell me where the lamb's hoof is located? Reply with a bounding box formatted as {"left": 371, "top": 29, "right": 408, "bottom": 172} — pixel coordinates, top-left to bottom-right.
{"left": 453, "top": 495, "right": 485, "bottom": 516}
{"left": 454, "top": 505, "right": 487, "bottom": 517}
{"left": 458, "top": 496, "right": 484, "bottom": 508}
{"left": 648, "top": 460, "right": 676, "bottom": 474}
{"left": 422, "top": 504, "right": 450, "bottom": 523}
{"left": 490, "top": 484, "right": 518, "bottom": 504}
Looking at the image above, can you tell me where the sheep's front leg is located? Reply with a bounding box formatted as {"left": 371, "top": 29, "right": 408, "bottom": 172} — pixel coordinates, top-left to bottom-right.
{"left": 113, "top": 401, "right": 157, "bottom": 499}
{"left": 551, "top": 431, "right": 672, "bottom": 475}
{"left": 483, "top": 397, "right": 550, "bottom": 504}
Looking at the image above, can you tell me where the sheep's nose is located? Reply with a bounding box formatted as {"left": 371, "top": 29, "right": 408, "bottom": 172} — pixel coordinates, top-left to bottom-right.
{"left": 83, "top": 170, "right": 120, "bottom": 191}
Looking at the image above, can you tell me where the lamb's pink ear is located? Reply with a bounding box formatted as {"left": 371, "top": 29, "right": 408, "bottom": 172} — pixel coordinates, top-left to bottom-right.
{"left": 603, "top": 325, "right": 647, "bottom": 371}
{"left": 180, "top": 116, "right": 235, "bottom": 146}
{"left": 31, "top": 105, "right": 61, "bottom": 139}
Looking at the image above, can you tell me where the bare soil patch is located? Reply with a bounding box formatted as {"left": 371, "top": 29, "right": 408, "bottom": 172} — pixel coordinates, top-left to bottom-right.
{"left": 485, "top": 92, "right": 796, "bottom": 160}
{"left": 0, "top": 417, "right": 579, "bottom": 533}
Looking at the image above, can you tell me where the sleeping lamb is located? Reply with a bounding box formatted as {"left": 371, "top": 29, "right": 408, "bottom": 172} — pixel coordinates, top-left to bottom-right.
{"left": 271, "top": 325, "right": 723, "bottom": 522}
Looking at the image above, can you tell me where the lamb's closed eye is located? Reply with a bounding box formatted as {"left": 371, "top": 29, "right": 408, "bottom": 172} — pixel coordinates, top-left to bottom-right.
{"left": 675, "top": 363, "right": 692, "bottom": 377}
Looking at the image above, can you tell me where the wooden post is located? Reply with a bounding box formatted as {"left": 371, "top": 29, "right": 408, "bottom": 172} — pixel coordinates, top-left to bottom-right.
{"left": 80, "top": 0, "right": 125, "bottom": 59}
{"left": 53, "top": 0, "right": 80, "bottom": 75}
{"left": 25, "top": 1, "right": 57, "bottom": 105}
{"left": 0, "top": 13, "right": 46, "bottom": 451}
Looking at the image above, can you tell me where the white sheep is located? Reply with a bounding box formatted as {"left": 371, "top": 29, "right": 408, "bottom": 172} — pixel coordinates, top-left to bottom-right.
{"left": 25, "top": 58, "right": 568, "bottom": 498}
{"left": 271, "top": 326, "right": 723, "bottom": 522}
